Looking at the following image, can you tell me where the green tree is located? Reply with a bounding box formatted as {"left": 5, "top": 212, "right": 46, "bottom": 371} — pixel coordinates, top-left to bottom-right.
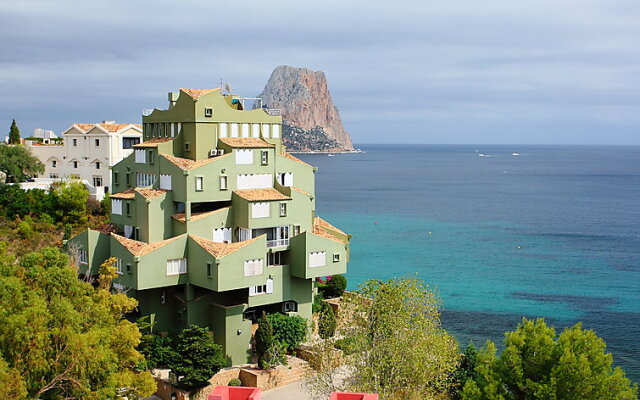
{"left": 318, "top": 305, "right": 337, "bottom": 339}
{"left": 0, "top": 248, "right": 155, "bottom": 399}
{"left": 461, "top": 318, "right": 638, "bottom": 400}
{"left": 453, "top": 342, "right": 479, "bottom": 399}
{"left": 307, "top": 276, "right": 461, "bottom": 400}
{"left": 171, "top": 325, "right": 225, "bottom": 390}
{"left": 322, "top": 274, "right": 347, "bottom": 298}
{"left": 254, "top": 312, "right": 286, "bottom": 369}
{"left": 8, "top": 119, "right": 20, "bottom": 144}
{"left": 267, "top": 312, "right": 308, "bottom": 352}
{"left": 0, "top": 145, "right": 44, "bottom": 182}
{"left": 54, "top": 181, "right": 89, "bottom": 224}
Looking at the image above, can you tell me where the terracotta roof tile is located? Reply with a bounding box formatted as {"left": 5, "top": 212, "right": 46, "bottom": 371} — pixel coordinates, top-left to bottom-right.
{"left": 110, "top": 189, "right": 135, "bottom": 199}
{"left": 172, "top": 207, "right": 231, "bottom": 223}
{"left": 161, "top": 153, "right": 229, "bottom": 170}
{"left": 111, "top": 234, "right": 186, "bottom": 257}
{"left": 312, "top": 217, "right": 348, "bottom": 243}
{"left": 134, "top": 137, "right": 174, "bottom": 147}
{"left": 292, "top": 187, "right": 313, "bottom": 198}
{"left": 135, "top": 188, "right": 169, "bottom": 200}
{"left": 314, "top": 216, "right": 347, "bottom": 235}
{"left": 74, "top": 123, "right": 141, "bottom": 133}
{"left": 234, "top": 188, "right": 290, "bottom": 202}
{"left": 190, "top": 234, "right": 263, "bottom": 258}
{"left": 282, "top": 152, "right": 312, "bottom": 167}
{"left": 180, "top": 88, "right": 220, "bottom": 100}
{"left": 219, "top": 138, "right": 274, "bottom": 148}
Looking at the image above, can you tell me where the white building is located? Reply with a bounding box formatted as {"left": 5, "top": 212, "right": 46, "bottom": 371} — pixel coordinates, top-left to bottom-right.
{"left": 26, "top": 121, "right": 142, "bottom": 200}
{"left": 33, "top": 128, "right": 58, "bottom": 140}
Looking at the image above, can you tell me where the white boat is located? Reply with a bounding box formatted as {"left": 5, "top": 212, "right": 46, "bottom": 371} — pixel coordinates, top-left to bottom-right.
{"left": 512, "top": 152, "right": 521, "bottom": 156}
{"left": 328, "top": 154, "right": 335, "bottom": 157}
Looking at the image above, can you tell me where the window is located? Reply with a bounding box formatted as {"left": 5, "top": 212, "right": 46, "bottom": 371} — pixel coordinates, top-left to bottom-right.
{"left": 204, "top": 108, "right": 213, "bottom": 117}
{"left": 251, "top": 202, "right": 270, "bottom": 218}
{"left": 52, "top": 160, "right": 57, "bottom": 168}
{"left": 78, "top": 248, "right": 88, "bottom": 264}
{"left": 134, "top": 228, "right": 140, "bottom": 240}
{"left": 70, "top": 174, "right": 80, "bottom": 179}
{"left": 134, "top": 149, "right": 146, "bottom": 163}
{"left": 280, "top": 202, "right": 287, "bottom": 217}
{"left": 73, "top": 161, "right": 78, "bottom": 168}
{"left": 125, "top": 173, "right": 131, "bottom": 186}
{"left": 122, "top": 137, "right": 140, "bottom": 149}
{"left": 243, "top": 259, "right": 264, "bottom": 277}
{"left": 136, "top": 173, "right": 156, "bottom": 187}
{"left": 167, "top": 258, "right": 187, "bottom": 275}
{"left": 160, "top": 174, "right": 172, "bottom": 190}
{"left": 93, "top": 176, "right": 103, "bottom": 187}
{"left": 126, "top": 202, "right": 131, "bottom": 216}
{"left": 114, "top": 172, "right": 119, "bottom": 185}
{"left": 184, "top": 142, "right": 191, "bottom": 151}
{"left": 115, "top": 258, "right": 123, "bottom": 275}
{"left": 261, "top": 151, "right": 268, "bottom": 165}
{"left": 249, "top": 278, "right": 273, "bottom": 296}
{"left": 73, "top": 138, "right": 77, "bottom": 146}
{"left": 235, "top": 149, "right": 253, "bottom": 164}
{"left": 309, "top": 251, "right": 326, "bottom": 268}
{"left": 95, "top": 161, "right": 100, "bottom": 169}
{"left": 207, "top": 262, "right": 213, "bottom": 278}
{"left": 236, "top": 173, "right": 273, "bottom": 189}
{"left": 293, "top": 225, "right": 300, "bottom": 236}
{"left": 148, "top": 150, "right": 154, "bottom": 164}
{"left": 195, "top": 176, "right": 203, "bottom": 191}
{"left": 126, "top": 264, "right": 132, "bottom": 273}
{"left": 112, "top": 199, "right": 122, "bottom": 215}
{"left": 49, "top": 173, "right": 59, "bottom": 179}
{"left": 333, "top": 253, "right": 340, "bottom": 262}
{"left": 95, "top": 138, "right": 100, "bottom": 147}
{"left": 212, "top": 228, "right": 232, "bottom": 243}
{"left": 277, "top": 172, "right": 293, "bottom": 187}
{"left": 268, "top": 251, "right": 287, "bottom": 266}
{"left": 220, "top": 175, "right": 228, "bottom": 190}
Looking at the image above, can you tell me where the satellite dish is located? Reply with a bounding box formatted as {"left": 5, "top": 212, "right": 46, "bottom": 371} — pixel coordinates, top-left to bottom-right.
{"left": 223, "top": 82, "right": 233, "bottom": 94}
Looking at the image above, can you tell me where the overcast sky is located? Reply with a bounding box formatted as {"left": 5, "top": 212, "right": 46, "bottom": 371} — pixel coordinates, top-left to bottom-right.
{"left": 2, "top": 0, "right": 640, "bottom": 144}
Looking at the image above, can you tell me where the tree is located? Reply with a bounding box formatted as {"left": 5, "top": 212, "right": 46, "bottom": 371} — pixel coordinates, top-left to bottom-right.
{"left": 8, "top": 119, "right": 20, "bottom": 144}
{"left": 0, "top": 248, "right": 155, "bottom": 399}
{"left": 453, "top": 342, "right": 479, "bottom": 399}
{"left": 461, "top": 318, "right": 639, "bottom": 400}
{"left": 254, "top": 312, "right": 286, "bottom": 369}
{"left": 171, "top": 325, "right": 225, "bottom": 390}
{"left": 307, "top": 276, "right": 461, "bottom": 400}
{"left": 54, "top": 181, "right": 89, "bottom": 224}
{"left": 0, "top": 145, "right": 44, "bottom": 182}
{"left": 267, "top": 312, "right": 308, "bottom": 352}
{"left": 319, "top": 274, "right": 348, "bottom": 298}
{"left": 318, "top": 305, "right": 337, "bottom": 339}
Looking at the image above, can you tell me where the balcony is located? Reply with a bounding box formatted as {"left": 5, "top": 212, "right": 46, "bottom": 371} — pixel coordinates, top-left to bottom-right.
{"left": 267, "top": 238, "right": 289, "bottom": 248}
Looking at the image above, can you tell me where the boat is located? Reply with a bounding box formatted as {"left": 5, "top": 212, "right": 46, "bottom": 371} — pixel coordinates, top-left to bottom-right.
{"left": 512, "top": 152, "right": 521, "bottom": 156}
{"left": 328, "top": 154, "right": 335, "bottom": 157}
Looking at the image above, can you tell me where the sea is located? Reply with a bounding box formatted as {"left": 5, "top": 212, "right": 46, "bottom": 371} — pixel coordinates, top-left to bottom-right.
{"left": 297, "top": 144, "right": 640, "bottom": 383}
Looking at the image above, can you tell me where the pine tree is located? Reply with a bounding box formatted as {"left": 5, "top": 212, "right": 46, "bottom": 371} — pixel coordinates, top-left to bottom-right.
{"left": 255, "top": 312, "right": 275, "bottom": 369}
{"left": 8, "top": 119, "right": 20, "bottom": 144}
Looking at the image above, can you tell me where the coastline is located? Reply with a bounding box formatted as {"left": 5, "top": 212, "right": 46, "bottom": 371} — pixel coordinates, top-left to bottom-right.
{"left": 289, "top": 149, "right": 365, "bottom": 154}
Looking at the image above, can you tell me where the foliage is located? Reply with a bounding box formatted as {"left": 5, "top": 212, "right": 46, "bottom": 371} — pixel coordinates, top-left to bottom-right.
{"left": 8, "top": 119, "right": 20, "bottom": 144}
{"left": 460, "top": 318, "right": 639, "bottom": 400}
{"left": 137, "top": 318, "right": 177, "bottom": 370}
{"left": 254, "top": 312, "right": 287, "bottom": 369}
{"left": 307, "top": 276, "right": 461, "bottom": 400}
{"left": 313, "top": 293, "right": 330, "bottom": 313}
{"left": 333, "top": 336, "right": 358, "bottom": 356}
{"left": 452, "top": 342, "right": 478, "bottom": 399}
{"left": 0, "top": 246, "right": 155, "bottom": 399}
{"left": 100, "top": 193, "right": 112, "bottom": 214}
{"left": 171, "top": 325, "right": 225, "bottom": 390}
{"left": 0, "top": 144, "right": 44, "bottom": 182}
{"left": 53, "top": 181, "right": 89, "bottom": 224}
{"left": 267, "top": 312, "right": 308, "bottom": 352}
{"left": 228, "top": 378, "right": 242, "bottom": 386}
{"left": 322, "top": 274, "right": 347, "bottom": 298}
{"left": 17, "top": 220, "right": 33, "bottom": 239}
{"left": 318, "top": 305, "right": 337, "bottom": 339}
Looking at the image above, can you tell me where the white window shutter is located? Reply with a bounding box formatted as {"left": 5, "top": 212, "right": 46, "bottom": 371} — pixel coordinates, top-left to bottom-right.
{"left": 252, "top": 123, "right": 260, "bottom": 138}
{"left": 266, "top": 278, "right": 273, "bottom": 294}
{"left": 272, "top": 124, "right": 280, "bottom": 138}
{"left": 249, "top": 286, "right": 256, "bottom": 296}
{"left": 223, "top": 228, "right": 232, "bottom": 243}
{"left": 231, "top": 123, "right": 239, "bottom": 138}
{"left": 219, "top": 123, "right": 227, "bottom": 138}
{"left": 112, "top": 199, "right": 122, "bottom": 215}
{"left": 262, "top": 124, "right": 270, "bottom": 138}
{"left": 284, "top": 173, "right": 293, "bottom": 187}
{"left": 241, "top": 123, "right": 249, "bottom": 138}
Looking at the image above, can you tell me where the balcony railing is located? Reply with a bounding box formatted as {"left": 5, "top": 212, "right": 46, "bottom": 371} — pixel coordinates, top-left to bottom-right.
{"left": 267, "top": 238, "right": 289, "bottom": 248}
{"left": 265, "top": 108, "right": 281, "bottom": 116}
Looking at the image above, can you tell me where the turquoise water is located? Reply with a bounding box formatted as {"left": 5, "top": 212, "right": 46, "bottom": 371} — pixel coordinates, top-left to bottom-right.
{"left": 298, "top": 145, "right": 640, "bottom": 381}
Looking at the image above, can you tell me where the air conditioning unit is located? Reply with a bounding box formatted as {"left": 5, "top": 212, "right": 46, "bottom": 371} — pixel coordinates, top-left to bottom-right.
{"left": 208, "top": 149, "right": 217, "bottom": 157}
{"left": 217, "top": 149, "right": 225, "bottom": 155}
{"left": 282, "top": 301, "right": 297, "bottom": 313}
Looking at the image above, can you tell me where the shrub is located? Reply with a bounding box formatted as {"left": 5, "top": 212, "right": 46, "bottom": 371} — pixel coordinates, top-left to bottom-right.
{"left": 321, "top": 275, "right": 347, "bottom": 298}
{"left": 318, "top": 306, "right": 337, "bottom": 339}
{"left": 228, "top": 378, "right": 242, "bottom": 386}
{"left": 255, "top": 312, "right": 286, "bottom": 369}
{"left": 267, "top": 313, "right": 307, "bottom": 352}
{"left": 17, "top": 220, "right": 33, "bottom": 239}
{"left": 312, "top": 293, "right": 329, "bottom": 313}
{"left": 171, "top": 325, "right": 225, "bottom": 390}
{"left": 334, "top": 336, "right": 358, "bottom": 355}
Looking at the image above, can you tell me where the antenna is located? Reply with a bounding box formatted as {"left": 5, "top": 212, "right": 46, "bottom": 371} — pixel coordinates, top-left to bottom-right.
{"left": 224, "top": 82, "right": 233, "bottom": 94}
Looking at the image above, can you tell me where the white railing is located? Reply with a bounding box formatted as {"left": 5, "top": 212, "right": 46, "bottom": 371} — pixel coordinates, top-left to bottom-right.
{"left": 266, "top": 109, "right": 281, "bottom": 116}
{"left": 267, "top": 238, "right": 289, "bottom": 248}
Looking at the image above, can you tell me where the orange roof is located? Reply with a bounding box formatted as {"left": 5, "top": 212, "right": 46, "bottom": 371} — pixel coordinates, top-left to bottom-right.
{"left": 172, "top": 207, "right": 230, "bottom": 223}
{"left": 190, "top": 234, "right": 263, "bottom": 258}
{"left": 74, "top": 123, "right": 141, "bottom": 133}
{"left": 161, "top": 153, "right": 228, "bottom": 170}
{"left": 292, "top": 186, "right": 313, "bottom": 198}
{"left": 219, "top": 138, "right": 274, "bottom": 148}
{"left": 135, "top": 188, "right": 169, "bottom": 200}
{"left": 312, "top": 217, "right": 349, "bottom": 244}
{"left": 134, "top": 137, "right": 174, "bottom": 147}
{"left": 111, "top": 234, "right": 185, "bottom": 257}
{"left": 110, "top": 189, "right": 135, "bottom": 199}
{"left": 180, "top": 88, "right": 219, "bottom": 100}
{"left": 234, "top": 188, "right": 290, "bottom": 202}
{"left": 282, "top": 152, "right": 312, "bottom": 167}
{"left": 314, "top": 216, "right": 347, "bottom": 235}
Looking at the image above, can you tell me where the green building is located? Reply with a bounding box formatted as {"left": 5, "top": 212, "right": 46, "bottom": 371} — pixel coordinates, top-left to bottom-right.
{"left": 69, "top": 88, "right": 350, "bottom": 365}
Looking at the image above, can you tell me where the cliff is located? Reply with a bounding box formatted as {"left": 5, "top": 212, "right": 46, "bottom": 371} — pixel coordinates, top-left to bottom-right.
{"left": 257, "top": 65, "right": 354, "bottom": 151}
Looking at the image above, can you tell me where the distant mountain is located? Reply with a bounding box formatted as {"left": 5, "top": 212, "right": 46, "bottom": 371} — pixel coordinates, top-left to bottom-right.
{"left": 257, "top": 65, "right": 354, "bottom": 152}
